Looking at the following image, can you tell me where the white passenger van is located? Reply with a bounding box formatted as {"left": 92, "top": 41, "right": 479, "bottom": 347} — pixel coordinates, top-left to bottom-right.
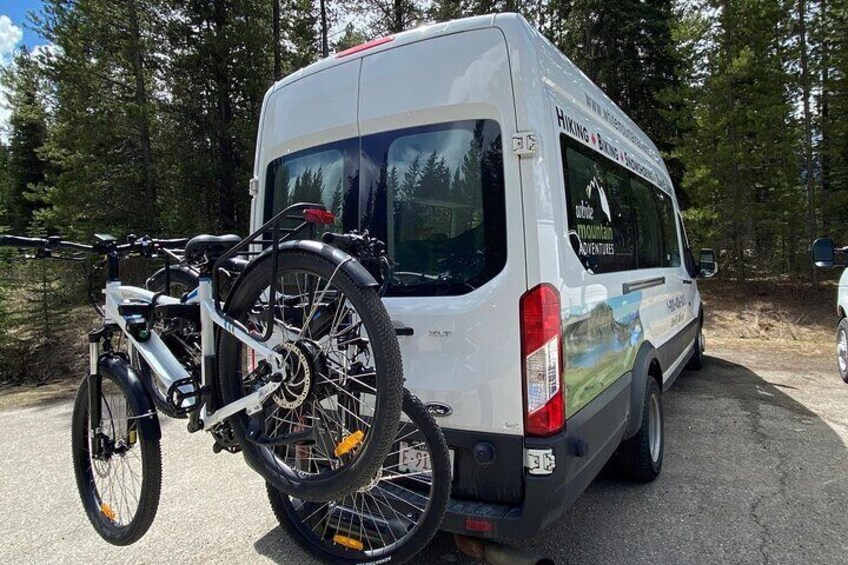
{"left": 250, "top": 13, "right": 708, "bottom": 540}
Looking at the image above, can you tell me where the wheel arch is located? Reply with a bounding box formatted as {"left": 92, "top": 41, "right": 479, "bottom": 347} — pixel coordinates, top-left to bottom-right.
{"left": 624, "top": 341, "right": 663, "bottom": 440}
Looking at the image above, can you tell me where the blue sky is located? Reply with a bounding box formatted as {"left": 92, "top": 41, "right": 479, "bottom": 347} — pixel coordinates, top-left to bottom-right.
{"left": 0, "top": 0, "right": 45, "bottom": 51}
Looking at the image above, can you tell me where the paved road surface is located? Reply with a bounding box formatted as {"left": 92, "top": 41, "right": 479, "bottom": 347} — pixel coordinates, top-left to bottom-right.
{"left": 1, "top": 345, "right": 847, "bottom": 564}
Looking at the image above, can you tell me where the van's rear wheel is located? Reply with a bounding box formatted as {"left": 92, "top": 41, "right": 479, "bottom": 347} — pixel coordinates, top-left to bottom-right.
{"left": 837, "top": 318, "right": 848, "bottom": 383}
{"left": 618, "top": 377, "right": 663, "bottom": 482}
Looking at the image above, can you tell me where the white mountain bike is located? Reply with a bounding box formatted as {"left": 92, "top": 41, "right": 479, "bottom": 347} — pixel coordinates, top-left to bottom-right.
{"left": 0, "top": 203, "right": 448, "bottom": 557}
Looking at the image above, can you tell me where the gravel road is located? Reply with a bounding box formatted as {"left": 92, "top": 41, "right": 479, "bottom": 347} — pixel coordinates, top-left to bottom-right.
{"left": 1, "top": 344, "right": 846, "bottom": 564}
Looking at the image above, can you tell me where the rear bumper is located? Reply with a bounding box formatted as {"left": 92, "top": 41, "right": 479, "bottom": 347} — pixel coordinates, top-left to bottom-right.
{"left": 437, "top": 375, "right": 631, "bottom": 541}
{"left": 439, "top": 431, "right": 572, "bottom": 541}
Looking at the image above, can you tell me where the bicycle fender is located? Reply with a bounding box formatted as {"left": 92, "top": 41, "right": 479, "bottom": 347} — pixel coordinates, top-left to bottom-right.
{"left": 98, "top": 354, "right": 162, "bottom": 442}
{"left": 273, "top": 240, "right": 379, "bottom": 288}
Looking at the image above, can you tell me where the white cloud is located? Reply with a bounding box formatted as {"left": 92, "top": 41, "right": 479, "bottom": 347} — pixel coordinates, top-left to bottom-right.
{"left": 0, "top": 15, "right": 24, "bottom": 141}
{"left": 0, "top": 15, "right": 22, "bottom": 65}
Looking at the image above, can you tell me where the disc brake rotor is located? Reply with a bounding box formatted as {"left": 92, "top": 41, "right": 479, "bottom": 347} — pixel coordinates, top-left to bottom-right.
{"left": 272, "top": 342, "right": 316, "bottom": 410}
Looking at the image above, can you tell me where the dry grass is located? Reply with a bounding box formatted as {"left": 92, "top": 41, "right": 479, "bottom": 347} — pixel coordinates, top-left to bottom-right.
{"left": 700, "top": 278, "right": 836, "bottom": 356}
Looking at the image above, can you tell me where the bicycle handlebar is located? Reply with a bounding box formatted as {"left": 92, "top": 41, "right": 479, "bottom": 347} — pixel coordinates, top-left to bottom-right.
{"left": 0, "top": 234, "right": 95, "bottom": 252}
{"left": 0, "top": 234, "right": 188, "bottom": 257}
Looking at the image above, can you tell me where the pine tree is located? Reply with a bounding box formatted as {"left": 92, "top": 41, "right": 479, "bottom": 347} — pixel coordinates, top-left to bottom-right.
{"left": 0, "top": 49, "right": 49, "bottom": 233}
{"left": 159, "top": 0, "right": 274, "bottom": 234}
{"left": 679, "top": 0, "right": 800, "bottom": 280}
{"left": 36, "top": 0, "right": 164, "bottom": 236}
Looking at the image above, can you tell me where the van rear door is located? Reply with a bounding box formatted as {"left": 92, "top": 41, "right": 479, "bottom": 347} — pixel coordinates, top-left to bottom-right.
{"left": 356, "top": 28, "right": 527, "bottom": 436}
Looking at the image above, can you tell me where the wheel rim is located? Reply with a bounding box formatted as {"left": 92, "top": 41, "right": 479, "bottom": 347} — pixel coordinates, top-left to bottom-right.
{"left": 237, "top": 268, "right": 382, "bottom": 484}
{"left": 85, "top": 379, "right": 145, "bottom": 527}
{"left": 838, "top": 331, "right": 848, "bottom": 373}
{"left": 648, "top": 393, "right": 662, "bottom": 463}
{"left": 280, "top": 395, "right": 439, "bottom": 558}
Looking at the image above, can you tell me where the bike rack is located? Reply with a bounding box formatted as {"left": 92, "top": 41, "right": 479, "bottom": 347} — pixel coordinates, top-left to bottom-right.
{"left": 210, "top": 202, "right": 330, "bottom": 343}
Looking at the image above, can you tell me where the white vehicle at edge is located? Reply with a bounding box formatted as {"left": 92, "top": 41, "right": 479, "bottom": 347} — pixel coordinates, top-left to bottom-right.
{"left": 812, "top": 238, "right": 848, "bottom": 383}
{"left": 250, "top": 13, "right": 714, "bottom": 541}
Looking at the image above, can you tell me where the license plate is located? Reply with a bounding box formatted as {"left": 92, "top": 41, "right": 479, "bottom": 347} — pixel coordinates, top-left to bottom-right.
{"left": 397, "top": 441, "right": 454, "bottom": 478}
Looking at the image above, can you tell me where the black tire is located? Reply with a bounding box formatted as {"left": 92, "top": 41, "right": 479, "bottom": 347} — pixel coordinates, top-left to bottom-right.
{"left": 218, "top": 249, "right": 404, "bottom": 502}
{"left": 71, "top": 374, "right": 162, "bottom": 545}
{"left": 837, "top": 318, "right": 848, "bottom": 384}
{"left": 267, "top": 389, "right": 451, "bottom": 564}
{"left": 618, "top": 377, "right": 663, "bottom": 482}
{"left": 686, "top": 321, "right": 705, "bottom": 371}
{"left": 145, "top": 265, "right": 198, "bottom": 298}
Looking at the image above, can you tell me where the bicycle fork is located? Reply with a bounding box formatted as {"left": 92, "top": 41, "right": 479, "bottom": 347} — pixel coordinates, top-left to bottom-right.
{"left": 87, "top": 329, "right": 104, "bottom": 459}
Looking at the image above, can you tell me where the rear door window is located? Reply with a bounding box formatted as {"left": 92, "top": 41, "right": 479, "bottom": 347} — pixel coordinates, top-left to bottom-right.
{"left": 361, "top": 120, "right": 506, "bottom": 296}
{"left": 264, "top": 121, "right": 507, "bottom": 297}
{"left": 264, "top": 139, "right": 359, "bottom": 231}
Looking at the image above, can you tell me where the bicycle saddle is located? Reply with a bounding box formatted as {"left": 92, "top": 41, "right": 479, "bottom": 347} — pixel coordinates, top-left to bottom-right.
{"left": 184, "top": 234, "right": 241, "bottom": 266}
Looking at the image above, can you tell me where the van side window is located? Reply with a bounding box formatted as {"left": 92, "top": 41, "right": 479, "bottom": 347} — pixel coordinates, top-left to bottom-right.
{"left": 655, "top": 190, "right": 681, "bottom": 267}
{"left": 630, "top": 178, "right": 664, "bottom": 269}
{"left": 561, "top": 141, "right": 637, "bottom": 273}
{"left": 560, "top": 133, "right": 679, "bottom": 272}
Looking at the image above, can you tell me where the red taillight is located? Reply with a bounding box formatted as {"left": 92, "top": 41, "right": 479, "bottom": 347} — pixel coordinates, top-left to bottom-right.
{"left": 335, "top": 36, "right": 394, "bottom": 58}
{"left": 303, "top": 208, "right": 335, "bottom": 224}
{"left": 520, "top": 283, "right": 565, "bottom": 437}
{"left": 464, "top": 518, "right": 493, "bottom": 532}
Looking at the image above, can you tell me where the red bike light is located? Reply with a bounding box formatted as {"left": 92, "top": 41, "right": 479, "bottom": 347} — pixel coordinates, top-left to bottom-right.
{"left": 303, "top": 209, "right": 336, "bottom": 225}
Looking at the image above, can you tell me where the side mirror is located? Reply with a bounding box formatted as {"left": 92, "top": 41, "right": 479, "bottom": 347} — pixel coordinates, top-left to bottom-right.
{"left": 812, "top": 238, "right": 835, "bottom": 268}
{"left": 699, "top": 248, "right": 718, "bottom": 278}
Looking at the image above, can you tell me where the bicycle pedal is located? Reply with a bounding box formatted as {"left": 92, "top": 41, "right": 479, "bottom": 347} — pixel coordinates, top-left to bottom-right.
{"left": 166, "top": 378, "right": 202, "bottom": 416}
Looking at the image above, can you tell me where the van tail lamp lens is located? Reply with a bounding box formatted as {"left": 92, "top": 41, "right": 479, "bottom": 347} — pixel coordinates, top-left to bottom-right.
{"left": 303, "top": 208, "right": 335, "bottom": 224}
{"left": 335, "top": 36, "right": 394, "bottom": 58}
{"left": 520, "top": 284, "right": 565, "bottom": 437}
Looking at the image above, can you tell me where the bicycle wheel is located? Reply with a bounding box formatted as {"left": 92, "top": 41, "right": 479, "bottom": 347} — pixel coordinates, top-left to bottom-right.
{"left": 267, "top": 389, "right": 451, "bottom": 564}
{"left": 217, "top": 248, "right": 404, "bottom": 502}
{"left": 71, "top": 371, "right": 162, "bottom": 545}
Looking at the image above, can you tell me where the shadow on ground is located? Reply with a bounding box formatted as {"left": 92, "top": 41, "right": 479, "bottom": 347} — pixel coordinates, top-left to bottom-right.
{"left": 251, "top": 354, "right": 848, "bottom": 564}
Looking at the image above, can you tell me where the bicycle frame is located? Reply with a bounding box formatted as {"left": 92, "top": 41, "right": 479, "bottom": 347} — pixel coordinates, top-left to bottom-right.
{"left": 97, "top": 277, "right": 286, "bottom": 432}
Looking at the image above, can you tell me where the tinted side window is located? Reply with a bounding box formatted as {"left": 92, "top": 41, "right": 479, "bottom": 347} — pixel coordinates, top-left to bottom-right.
{"left": 561, "top": 139, "right": 637, "bottom": 273}
{"left": 655, "top": 190, "right": 681, "bottom": 267}
{"left": 630, "top": 178, "right": 664, "bottom": 269}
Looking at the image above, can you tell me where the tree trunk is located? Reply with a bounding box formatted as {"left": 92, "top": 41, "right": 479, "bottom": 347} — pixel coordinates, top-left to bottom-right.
{"left": 394, "top": 0, "right": 403, "bottom": 32}
{"left": 126, "top": 0, "right": 156, "bottom": 227}
{"left": 799, "top": 0, "right": 818, "bottom": 287}
{"left": 320, "top": 0, "right": 329, "bottom": 58}
{"left": 820, "top": 0, "right": 832, "bottom": 236}
{"left": 213, "top": 0, "right": 236, "bottom": 231}
{"left": 273, "top": 0, "right": 281, "bottom": 80}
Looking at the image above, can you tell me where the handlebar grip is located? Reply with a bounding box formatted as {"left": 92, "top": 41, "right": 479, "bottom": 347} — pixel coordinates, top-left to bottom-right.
{"left": 0, "top": 235, "right": 49, "bottom": 248}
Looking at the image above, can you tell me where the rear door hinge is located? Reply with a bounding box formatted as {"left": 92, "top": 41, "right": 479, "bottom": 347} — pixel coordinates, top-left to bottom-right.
{"left": 512, "top": 131, "right": 538, "bottom": 157}
{"left": 248, "top": 177, "right": 260, "bottom": 197}
{"left": 524, "top": 447, "right": 555, "bottom": 476}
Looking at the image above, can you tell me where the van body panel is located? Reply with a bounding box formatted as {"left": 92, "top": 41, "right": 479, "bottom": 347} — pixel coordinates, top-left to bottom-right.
{"left": 358, "top": 28, "right": 528, "bottom": 436}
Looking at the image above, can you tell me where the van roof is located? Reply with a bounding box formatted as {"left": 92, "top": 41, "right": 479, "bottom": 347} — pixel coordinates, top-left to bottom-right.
{"left": 269, "top": 13, "right": 667, "bottom": 191}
